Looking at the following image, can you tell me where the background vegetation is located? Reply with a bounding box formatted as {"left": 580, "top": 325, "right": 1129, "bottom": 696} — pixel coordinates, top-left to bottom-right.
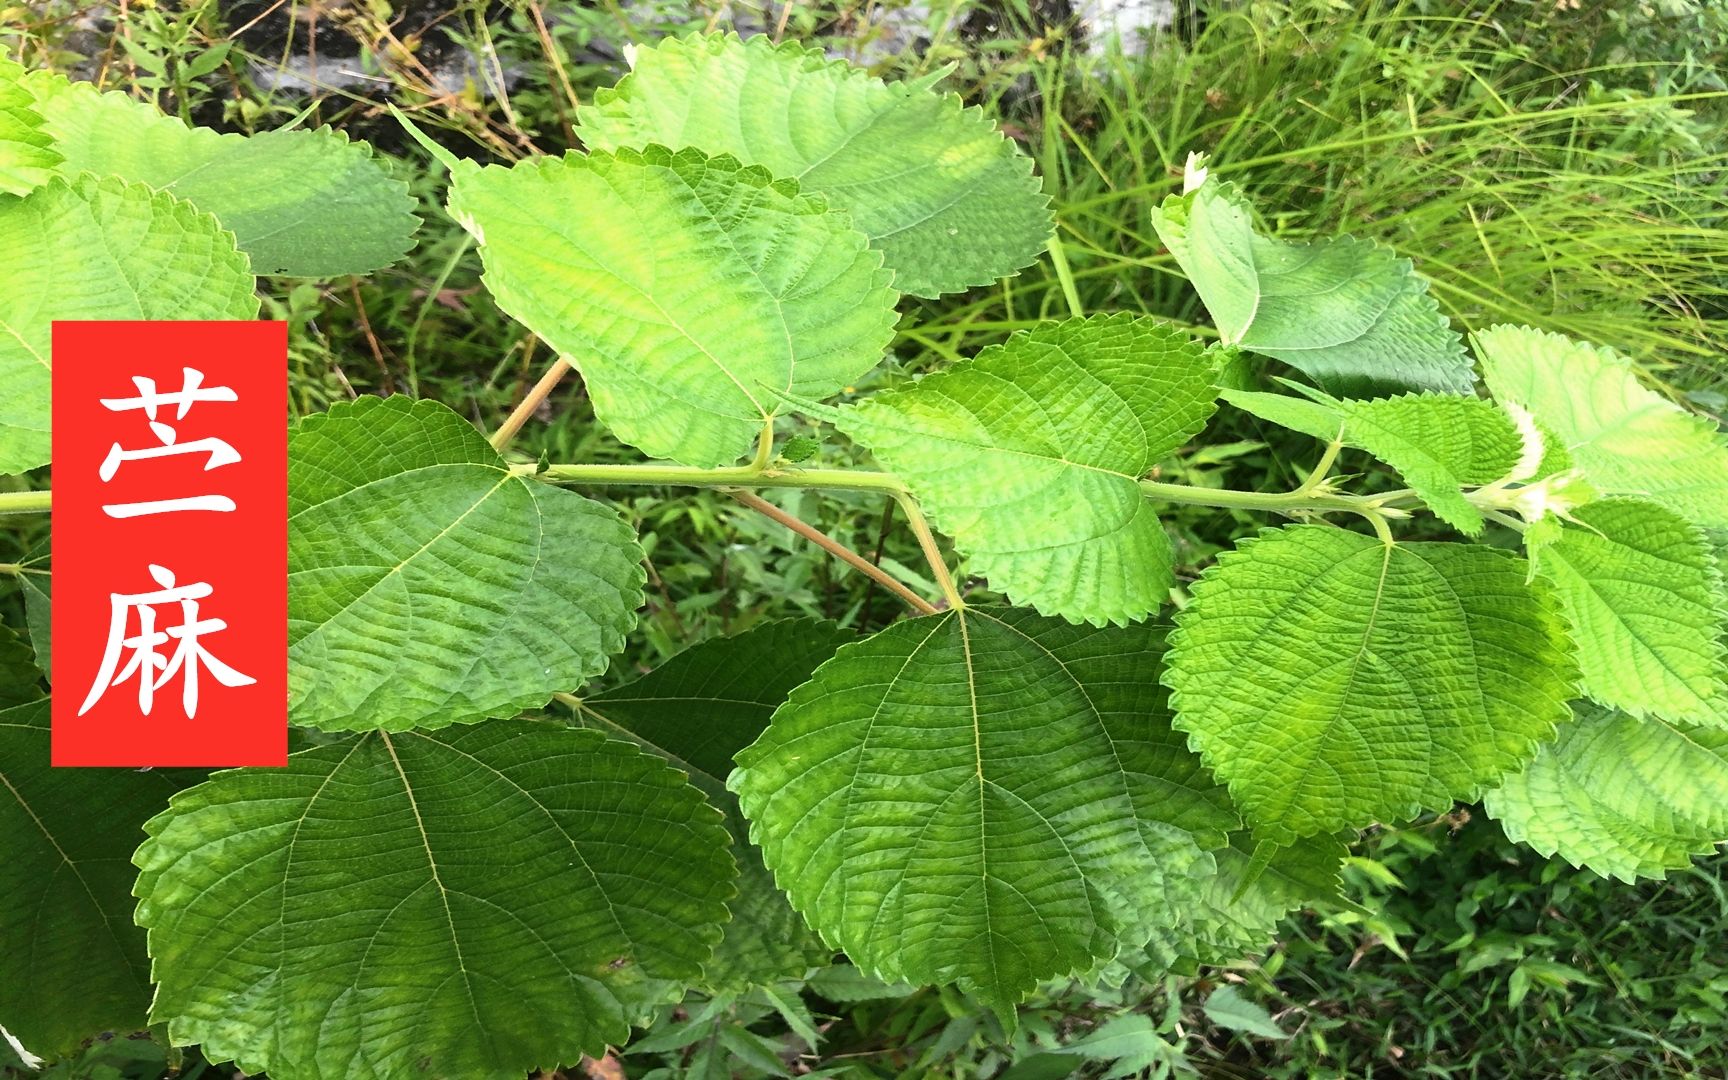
{"left": 3, "top": 0, "right": 1725, "bottom": 1076}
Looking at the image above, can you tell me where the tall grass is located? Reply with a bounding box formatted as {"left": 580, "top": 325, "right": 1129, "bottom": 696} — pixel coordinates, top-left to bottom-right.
{"left": 911, "top": 2, "right": 1728, "bottom": 395}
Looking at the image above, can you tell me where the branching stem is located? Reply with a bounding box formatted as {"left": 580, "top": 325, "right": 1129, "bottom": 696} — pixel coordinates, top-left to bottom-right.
{"left": 522, "top": 462, "right": 1414, "bottom": 526}
{"left": 749, "top": 418, "right": 777, "bottom": 472}
{"left": 1296, "top": 432, "right": 1346, "bottom": 494}
{"left": 726, "top": 490, "right": 938, "bottom": 615}
{"left": 1136, "top": 478, "right": 1403, "bottom": 519}
{"left": 0, "top": 453, "right": 1453, "bottom": 610}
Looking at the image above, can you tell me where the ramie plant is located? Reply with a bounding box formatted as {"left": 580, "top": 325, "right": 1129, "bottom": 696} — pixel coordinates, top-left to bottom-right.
{"left": 2, "top": 33, "right": 1726, "bottom": 1080}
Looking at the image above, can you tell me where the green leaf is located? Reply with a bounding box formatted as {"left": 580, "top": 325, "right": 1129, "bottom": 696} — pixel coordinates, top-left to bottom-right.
{"left": 17, "top": 538, "right": 49, "bottom": 677}
{"left": 23, "top": 72, "right": 417, "bottom": 277}
{"left": 1475, "top": 325, "right": 1728, "bottom": 527}
{"left": 449, "top": 145, "right": 898, "bottom": 467}
{"left": 288, "top": 396, "right": 645, "bottom": 732}
{"left": 1151, "top": 171, "right": 1469, "bottom": 394}
{"left": 1485, "top": 705, "right": 1728, "bottom": 882}
{"left": 804, "top": 965, "right": 918, "bottom": 1002}
{"left": 577, "top": 619, "right": 854, "bottom": 990}
{"left": 0, "top": 58, "right": 61, "bottom": 196}
{"left": 1530, "top": 499, "right": 1725, "bottom": 722}
{"left": 1142, "top": 832, "right": 1348, "bottom": 972}
{"left": 1203, "top": 985, "right": 1289, "bottom": 1040}
{"left": 780, "top": 434, "right": 820, "bottom": 463}
{"left": 0, "top": 625, "right": 41, "bottom": 707}
{"left": 134, "top": 721, "right": 737, "bottom": 1079}
{"left": 181, "top": 42, "right": 232, "bottom": 79}
{"left": 1023, "top": 1013, "right": 1185, "bottom": 1077}
{"left": 1166, "top": 525, "right": 1576, "bottom": 841}
{"left": 0, "top": 174, "right": 258, "bottom": 475}
{"left": 576, "top": 33, "right": 1051, "bottom": 298}
{"left": 1219, "top": 386, "right": 1341, "bottom": 441}
{"left": 1223, "top": 388, "right": 1524, "bottom": 535}
{"left": 827, "top": 314, "right": 1218, "bottom": 625}
{"left": 730, "top": 608, "right": 1231, "bottom": 1019}
{"left": 0, "top": 698, "right": 196, "bottom": 1057}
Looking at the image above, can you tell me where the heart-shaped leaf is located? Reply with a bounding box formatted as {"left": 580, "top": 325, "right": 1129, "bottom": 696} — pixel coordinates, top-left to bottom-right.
{"left": 134, "top": 721, "right": 736, "bottom": 1079}
{"left": 288, "top": 396, "right": 644, "bottom": 732}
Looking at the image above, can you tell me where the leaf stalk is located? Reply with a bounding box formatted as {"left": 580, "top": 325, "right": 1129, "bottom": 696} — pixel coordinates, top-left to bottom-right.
{"left": 489, "top": 353, "right": 571, "bottom": 452}
{"left": 893, "top": 493, "right": 965, "bottom": 611}
{"left": 726, "top": 489, "right": 939, "bottom": 615}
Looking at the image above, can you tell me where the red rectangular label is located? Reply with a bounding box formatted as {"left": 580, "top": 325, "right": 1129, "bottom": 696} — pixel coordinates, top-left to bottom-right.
{"left": 52, "top": 321, "right": 287, "bottom": 767}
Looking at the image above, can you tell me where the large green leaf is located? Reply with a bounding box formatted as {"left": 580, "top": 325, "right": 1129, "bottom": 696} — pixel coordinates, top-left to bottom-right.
{"left": 731, "top": 608, "right": 1231, "bottom": 1018}
{"left": 0, "top": 59, "right": 59, "bottom": 196}
{"left": 1151, "top": 171, "right": 1469, "bottom": 394}
{"left": 1529, "top": 499, "right": 1725, "bottom": 722}
{"left": 448, "top": 144, "right": 898, "bottom": 467}
{"left": 1166, "top": 525, "right": 1576, "bottom": 841}
{"left": 288, "top": 396, "right": 644, "bottom": 732}
{"left": 134, "top": 721, "right": 736, "bottom": 1080}
{"left": 1486, "top": 705, "right": 1728, "bottom": 882}
{"left": 822, "top": 314, "right": 1217, "bottom": 625}
{"left": 0, "top": 174, "right": 258, "bottom": 475}
{"left": 576, "top": 33, "right": 1051, "bottom": 298}
{"left": 0, "top": 697, "right": 195, "bottom": 1057}
{"left": 1223, "top": 388, "right": 1524, "bottom": 534}
{"left": 577, "top": 619, "right": 854, "bottom": 989}
{"left": 23, "top": 72, "right": 416, "bottom": 277}
{"left": 1475, "top": 325, "right": 1728, "bottom": 527}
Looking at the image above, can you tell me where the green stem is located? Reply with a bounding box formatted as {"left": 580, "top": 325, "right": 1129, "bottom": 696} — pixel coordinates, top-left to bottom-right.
{"left": 1295, "top": 433, "right": 1346, "bottom": 494}
{"left": 749, "top": 418, "right": 776, "bottom": 472}
{"left": 0, "top": 490, "right": 50, "bottom": 516}
{"left": 523, "top": 459, "right": 1426, "bottom": 532}
{"left": 893, "top": 492, "right": 964, "bottom": 611}
{"left": 1137, "top": 478, "right": 1397, "bottom": 517}
{"left": 518, "top": 461, "right": 908, "bottom": 494}
{"left": 1484, "top": 508, "right": 1529, "bottom": 534}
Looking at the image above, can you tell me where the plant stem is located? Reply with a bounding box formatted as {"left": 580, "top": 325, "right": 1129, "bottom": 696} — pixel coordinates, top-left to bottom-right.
{"left": 727, "top": 490, "right": 938, "bottom": 615}
{"left": 523, "top": 460, "right": 1423, "bottom": 523}
{"left": 1296, "top": 433, "right": 1346, "bottom": 493}
{"left": 1484, "top": 508, "right": 1529, "bottom": 534}
{"left": 0, "top": 490, "right": 50, "bottom": 516}
{"left": 1368, "top": 511, "right": 1396, "bottom": 546}
{"left": 490, "top": 353, "right": 570, "bottom": 452}
{"left": 894, "top": 493, "right": 964, "bottom": 611}
{"left": 750, "top": 418, "right": 776, "bottom": 472}
{"left": 1136, "top": 478, "right": 1396, "bottom": 517}
{"left": 519, "top": 461, "right": 909, "bottom": 495}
